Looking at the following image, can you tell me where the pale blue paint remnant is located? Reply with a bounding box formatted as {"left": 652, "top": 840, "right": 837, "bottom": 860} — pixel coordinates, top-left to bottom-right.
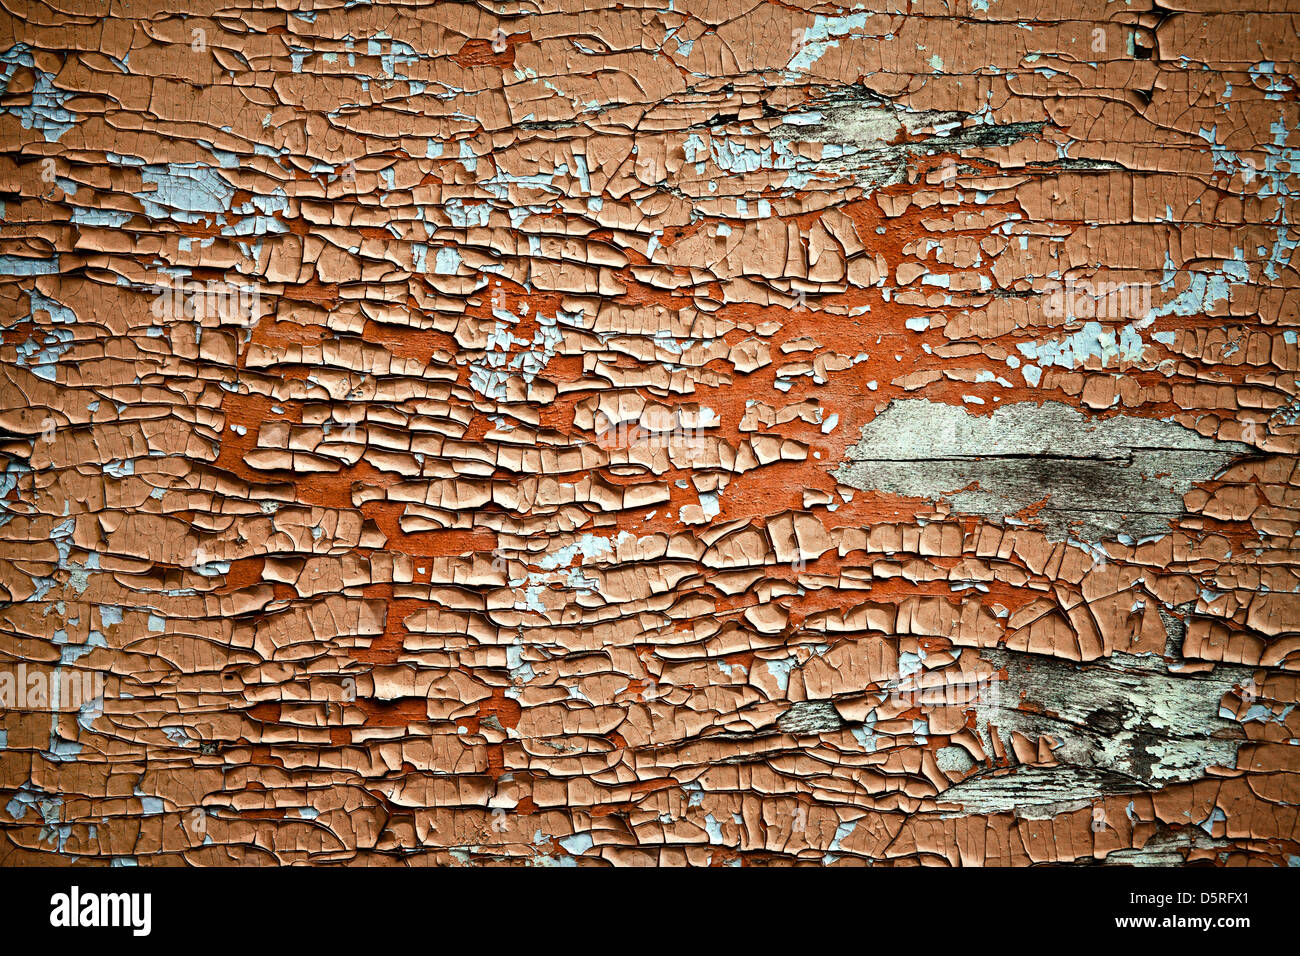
{"left": 764, "top": 657, "right": 795, "bottom": 693}
{"left": 435, "top": 246, "right": 461, "bottom": 274}
{"left": 0, "top": 254, "right": 59, "bottom": 276}
{"left": 138, "top": 164, "right": 234, "bottom": 223}
{"left": 30, "top": 290, "right": 75, "bottom": 324}
{"left": 17, "top": 321, "right": 73, "bottom": 381}
{"left": 1198, "top": 806, "right": 1227, "bottom": 836}
{"left": 139, "top": 794, "right": 164, "bottom": 815}
{"left": 1154, "top": 271, "right": 1233, "bottom": 318}
{"left": 71, "top": 207, "right": 133, "bottom": 228}
{"left": 899, "top": 650, "right": 924, "bottom": 677}
{"left": 0, "top": 44, "right": 77, "bottom": 141}
{"left": 445, "top": 198, "right": 489, "bottom": 227}
{"left": 789, "top": 12, "right": 871, "bottom": 71}
{"left": 558, "top": 832, "right": 593, "bottom": 855}
{"left": 1250, "top": 61, "right": 1293, "bottom": 100}
{"left": 1017, "top": 320, "right": 1146, "bottom": 370}
{"left": 825, "top": 819, "right": 857, "bottom": 861}
{"left": 459, "top": 139, "right": 477, "bottom": 173}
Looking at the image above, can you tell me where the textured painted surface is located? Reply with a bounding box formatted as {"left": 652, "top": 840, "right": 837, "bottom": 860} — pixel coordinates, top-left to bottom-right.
{"left": 0, "top": 2, "right": 1298, "bottom": 866}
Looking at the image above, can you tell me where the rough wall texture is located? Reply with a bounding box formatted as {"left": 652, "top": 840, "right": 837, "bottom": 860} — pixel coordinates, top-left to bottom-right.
{"left": 1, "top": 0, "right": 1298, "bottom": 866}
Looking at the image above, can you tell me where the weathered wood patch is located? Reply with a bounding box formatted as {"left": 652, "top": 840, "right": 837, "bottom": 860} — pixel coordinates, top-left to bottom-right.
{"left": 837, "top": 399, "right": 1254, "bottom": 542}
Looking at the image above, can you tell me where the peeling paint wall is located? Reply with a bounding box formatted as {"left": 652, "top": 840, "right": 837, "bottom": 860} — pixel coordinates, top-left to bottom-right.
{"left": 0, "top": 1, "right": 1298, "bottom": 866}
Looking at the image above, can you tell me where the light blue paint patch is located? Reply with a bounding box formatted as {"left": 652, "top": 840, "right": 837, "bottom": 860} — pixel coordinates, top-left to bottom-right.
{"left": 138, "top": 164, "right": 234, "bottom": 223}
{"left": 1154, "top": 271, "right": 1233, "bottom": 318}
{"left": 224, "top": 186, "right": 289, "bottom": 236}
{"left": 764, "top": 657, "right": 794, "bottom": 693}
{"left": 1250, "top": 61, "right": 1293, "bottom": 100}
{"left": 46, "top": 728, "right": 82, "bottom": 761}
{"left": 826, "top": 819, "right": 857, "bottom": 859}
{"left": 1198, "top": 806, "right": 1227, "bottom": 836}
{"left": 379, "top": 38, "right": 420, "bottom": 79}
{"left": 444, "top": 198, "right": 489, "bottom": 227}
{"left": 898, "top": 650, "right": 923, "bottom": 677}
{"left": 16, "top": 325, "right": 74, "bottom": 381}
{"left": 162, "top": 726, "right": 194, "bottom": 747}
{"left": 573, "top": 153, "right": 591, "bottom": 193}
{"left": 434, "top": 246, "right": 461, "bottom": 274}
{"left": 7, "top": 783, "right": 64, "bottom": 828}
{"left": 71, "top": 206, "right": 133, "bottom": 228}
{"left": 1264, "top": 227, "right": 1297, "bottom": 281}
{"left": 851, "top": 712, "right": 879, "bottom": 752}
{"left": 1221, "top": 257, "right": 1249, "bottom": 289}
{"left": 1195, "top": 119, "right": 1298, "bottom": 281}
{"left": 712, "top": 138, "right": 769, "bottom": 174}
{"left": 8, "top": 782, "right": 73, "bottom": 849}
{"left": 789, "top": 12, "right": 871, "bottom": 71}
{"left": 1017, "top": 321, "right": 1146, "bottom": 370}
{"left": 459, "top": 139, "right": 477, "bottom": 173}
{"left": 558, "top": 832, "right": 593, "bottom": 855}
{"left": 30, "top": 290, "right": 75, "bottom": 324}
{"left": 683, "top": 133, "right": 707, "bottom": 164}
{"left": 1198, "top": 125, "right": 1249, "bottom": 183}
{"left": 0, "top": 44, "right": 77, "bottom": 141}
{"left": 0, "top": 254, "right": 59, "bottom": 276}
{"left": 139, "top": 795, "right": 164, "bottom": 815}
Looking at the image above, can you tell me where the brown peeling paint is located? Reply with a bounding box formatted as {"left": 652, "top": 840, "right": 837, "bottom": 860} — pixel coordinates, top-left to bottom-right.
{"left": 0, "top": 2, "right": 1298, "bottom": 868}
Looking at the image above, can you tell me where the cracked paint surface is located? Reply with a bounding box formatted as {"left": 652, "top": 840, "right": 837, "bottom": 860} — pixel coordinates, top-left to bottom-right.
{"left": 0, "top": 1, "right": 1298, "bottom": 866}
